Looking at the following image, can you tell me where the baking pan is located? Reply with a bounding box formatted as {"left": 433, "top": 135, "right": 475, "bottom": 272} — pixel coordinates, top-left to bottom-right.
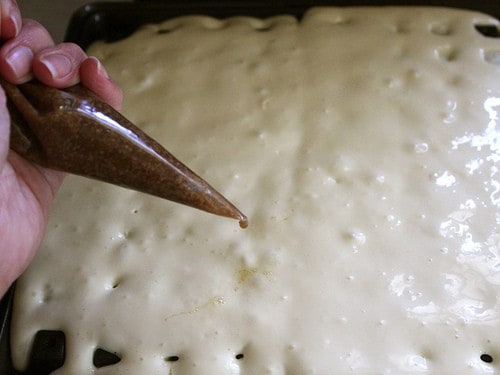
{"left": 1, "top": 0, "right": 500, "bottom": 374}
{"left": 65, "top": 0, "right": 500, "bottom": 49}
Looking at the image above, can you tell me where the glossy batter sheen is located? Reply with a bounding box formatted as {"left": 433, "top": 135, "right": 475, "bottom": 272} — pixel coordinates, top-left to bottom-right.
{"left": 11, "top": 7, "right": 500, "bottom": 374}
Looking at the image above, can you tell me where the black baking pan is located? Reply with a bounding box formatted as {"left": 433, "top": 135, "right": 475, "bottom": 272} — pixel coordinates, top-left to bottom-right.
{"left": 1, "top": 1, "right": 500, "bottom": 374}
{"left": 65, "top": 0, "right": 500, "bottom": 49}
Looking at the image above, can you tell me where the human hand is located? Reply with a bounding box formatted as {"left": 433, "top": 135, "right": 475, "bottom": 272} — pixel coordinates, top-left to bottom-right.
{"left": 0, "top": 0, "right": 123, "bottom": 297}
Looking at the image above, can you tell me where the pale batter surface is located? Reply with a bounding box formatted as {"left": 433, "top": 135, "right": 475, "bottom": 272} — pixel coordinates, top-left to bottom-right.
{"left": 11, "top": 7, "right": 500, "bottom": 374}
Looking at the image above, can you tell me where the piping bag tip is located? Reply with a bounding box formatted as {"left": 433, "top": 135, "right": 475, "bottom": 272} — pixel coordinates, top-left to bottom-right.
{"left": 156, "top": 158, "right": 248, "bottom": 228}
{"left": 199, "top": 185, "right": 248, "bottom": 228}
{"left": 199, "top": 190, "right": 248, "bottom": 228}
{"left": 4, "top": 78, "right": 248, "bottom": 228}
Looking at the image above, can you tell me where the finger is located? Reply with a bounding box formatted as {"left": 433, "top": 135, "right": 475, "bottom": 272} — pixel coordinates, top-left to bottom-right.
{"left": 0, "top": 86, "right": 9, "bottom": 169}
{"left": 0, "top": 18, "right": 54, "bottom": 83}
{"left": 32, "top": 43, "right": 87, "bottom": 88}
{"left": 0, "top": 0, "right": 22, "bottom": 39}
{"left": 80, "top": 56, "right": 123, "bottom": 111}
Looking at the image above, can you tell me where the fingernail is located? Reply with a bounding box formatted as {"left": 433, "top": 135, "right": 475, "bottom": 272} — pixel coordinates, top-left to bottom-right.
{"left": 8, "top": 0, "right": 22, "bottom": 36}
{"left": 5, "top": 45, "right": 33, "bottom": 78}
{"left": 90, "top": 56, "right": 110, "bottom": 80}
{"left": 40, "top": 53, "right": 73, "bottom": 79}
{"left": 1, "top": 0, "right": 21, "bottom": 37}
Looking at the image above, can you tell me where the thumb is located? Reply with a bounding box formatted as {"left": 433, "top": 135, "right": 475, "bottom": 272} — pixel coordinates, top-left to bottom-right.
{"left": 0, "top": 86, "right": 9, "bottom": 170}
